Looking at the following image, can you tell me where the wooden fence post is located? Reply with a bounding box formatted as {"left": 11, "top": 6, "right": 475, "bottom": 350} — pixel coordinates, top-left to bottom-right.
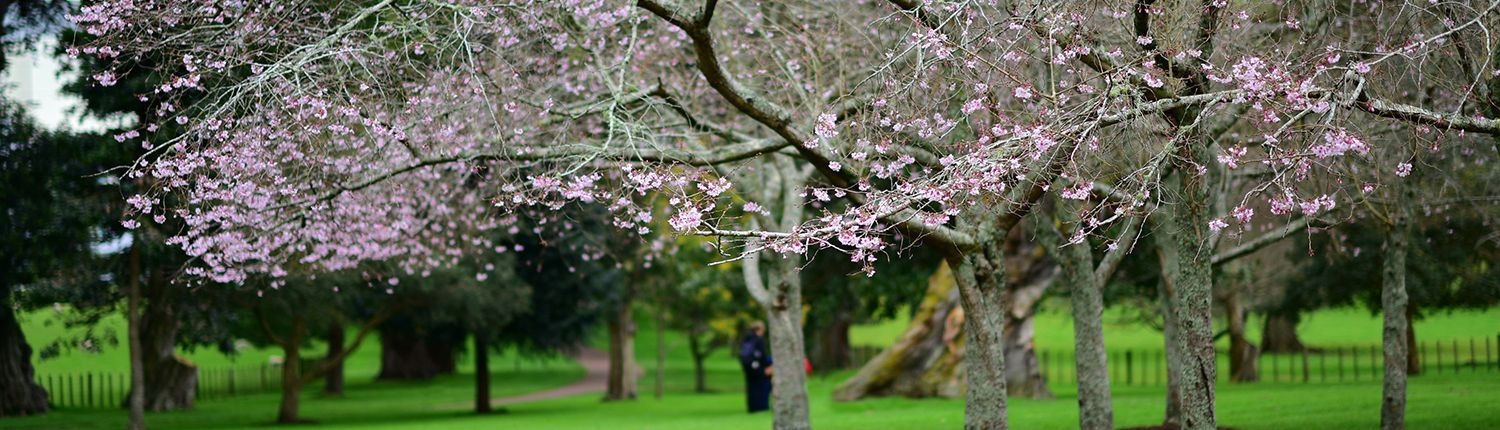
{"left": 1301, "top": 350, "right": 1309, "bottom": 383}
{"left": 1126, "top": 350, "right": 1134, "bottom": 386}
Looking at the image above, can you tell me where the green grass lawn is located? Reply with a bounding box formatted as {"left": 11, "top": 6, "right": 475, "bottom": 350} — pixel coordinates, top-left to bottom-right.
{"left": 8, "top": 306, "right": 1500, "bottom": 429}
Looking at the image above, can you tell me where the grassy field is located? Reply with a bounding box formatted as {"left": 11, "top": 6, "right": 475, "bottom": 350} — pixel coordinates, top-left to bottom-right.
{"left": 8, "top": 306, "right": 1500, "bottom": 429}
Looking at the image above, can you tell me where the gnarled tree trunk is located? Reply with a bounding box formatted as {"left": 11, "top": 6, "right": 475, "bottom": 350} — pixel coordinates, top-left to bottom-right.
{"left": 0, "top": 286, "right": 48, "bottom": 417}
{"left": 133, "top": 267, "right": 197, "bottom": 411}
{"left": 378, "top": 328, "right": 442, "bottom": 380}
{"left": 1226, "top": 293, "right": 1259, "bottom": 383}
{"left": 1260, "top": 313, "right": 1306, "bottom": 353}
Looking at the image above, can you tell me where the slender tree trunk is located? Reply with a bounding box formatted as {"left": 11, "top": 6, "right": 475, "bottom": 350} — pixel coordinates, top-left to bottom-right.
{"left": 475, "top": 336, "right": 491, "bottom": 413}
{"left": 605, "top": 288, "right": 637, "bottom": 401}
{"left": 1226, "top": 293, "right": 1259, "bottom": 383}
{"left": 952, "top": 248, "right": 1009, "bottom": 430}
{"left": 323, "top": 322, "right": 345, "bottom": 396}
{"left": 1381, "top": 224, "right": 1410, "bottom": 430}
{"left": 126, "top": 244, "right": 147, "bottom": 430}
{"left": 1159, "top": 279, "right": 1184, "bottom": 429}
{"left": 689, "top": 336, "right": 709, "bottom": 393}
{"left": 766, "top": 256, "right": 812, "bottom": 430}
{"left": 1155, "top": 145, "right": 1219, "bottom": 430}
{"left": 1405, "top": 303, "right": 1419, "bottom": 375}
{"left": 655, "top": 307, "right": 666, "bottom": 400}
{"left": 0, "top": 285, "right": 49, "bottom": 417}
{"left": 1053, "top": 240, "right": 1112, "bottom": 430}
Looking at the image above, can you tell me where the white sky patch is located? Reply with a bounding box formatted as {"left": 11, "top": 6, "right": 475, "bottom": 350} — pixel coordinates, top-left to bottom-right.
{"left": 3, "top": 36, "right": 121, "bottom": 133}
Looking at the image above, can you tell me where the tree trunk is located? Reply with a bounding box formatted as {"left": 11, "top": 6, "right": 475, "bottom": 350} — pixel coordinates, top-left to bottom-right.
{"left": 763, "top": 256, "right": 811, "bottom": 430}
{"left": 689, "top": 335, "right": 709, "bottom": 393}
{"left": 378, "top": 327, "right": 441, "bottom": 380}
{"left": 1405, "top": 303, "right": 1419, "bottom": 376}
{"left": 323, "top": 322, "right": 345, "bottom": 396}
{"left": 0, "top": 286, "right": 49, "bottom": 417}
{"left": 277, "top": 340, "right": 303, "bottom": 424}
{"left": 1260, "top": 313, "right": 1306, "bottom": 353}
{"left": 1154, "top": 150, "right": 1220, "bottom": 430}
{"left": 1226, "top": 293, "right": 1259, "bottom": 383}
{"left": 952, "top": 248, "right": 1010, "bottom": 430}
{"left": 126, "top": 245, "right": 147, "bottom": 430}
{"left": 1159, "top": 279, "right": 1183, "bottom": 429}
{"left": 605, "top": 289, "right": 637, "bottom": 401}
{"left": 1002, "top": 267, "right": 1054, "bottom": 400}
{"left": 834, "top": 261, "right": 965, "bottom": 400}
{"left": 812, "top": 315, "right": 853, "bottom": 371}
{"left": 1381, "top": 225, "right": 1410, "bottom": 430}
{"left": 1052, "top": 239, "right": 1112, "bottom": 430}
{"left": 475, "top": 336, "right": 491, "bottom": 413}
{"left": 129, "top": 267, "right": 198, "bottom": 412}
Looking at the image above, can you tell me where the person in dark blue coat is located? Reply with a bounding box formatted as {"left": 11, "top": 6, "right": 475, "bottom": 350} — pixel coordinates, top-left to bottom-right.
{"left": 739, "top": 321, "right": 772, "bottom": 413}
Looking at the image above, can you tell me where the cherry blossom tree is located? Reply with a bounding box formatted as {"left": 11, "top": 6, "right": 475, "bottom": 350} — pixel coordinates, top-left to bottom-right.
{"left": 73, "top": 0, "right": 1500, "bottom": 429}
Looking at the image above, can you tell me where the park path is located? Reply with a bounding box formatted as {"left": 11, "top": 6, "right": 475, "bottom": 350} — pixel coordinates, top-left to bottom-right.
{"left": 436, "top": 346, "right": 609, "bottom": 410}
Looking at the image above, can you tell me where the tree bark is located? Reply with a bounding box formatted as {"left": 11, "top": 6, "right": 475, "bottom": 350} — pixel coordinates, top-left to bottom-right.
{"left": 126, "top": 244, "right": 147, "bottom": 430}
{"left": 1154, "top": 151, "right": 1220, "bottom": 430}
{"left": 1226, "top": 293, "right": 1259, "bottom": 383}
{"left": 946, "top": 237, "right": 1014, "bottom": 430}
{"left": 766, "top": 257, "right": 812, "bottom": 430}
{"left": 1260, "top": 313, "right": 1306, "bottom": 353}
{"left": 127, "top": 267, "right": 198, "bottom": 412}
{"left": 474, "top": 335, "right": 491, "bottom": 413}
{"left": 1380, "top": 224, "right": 1410, "bottom": 430}
{"left": 0, "top": 286, "right": 49, "bottom": 417}
{"left": 1048, "top": 236, "right": 1113, "bottom": 430}
{"left": 323, "top": 322, "right": 345, "bottom": 396}
{"left": 605, "top": 288, "right": 638, "bottom": 401}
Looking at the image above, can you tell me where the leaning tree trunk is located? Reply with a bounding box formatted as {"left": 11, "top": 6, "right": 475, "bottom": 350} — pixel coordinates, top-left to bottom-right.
{"left": 835, "top": 261, "right": 966, "bottom": 400}
{"left": 1380, "top": 223, "right": 1410, "bottom": 430}
{"left": 605, "top": 286, "right": 638, "bottom": 401}
{"left": 1226, "top": 292, "right": 1259, "bottom": 383}
{"left": 1260, "top": 313, "right": 1306, "bottom": 353}
{"left": 0, "top": 286, "right": 49, "bottom": 417}
{"left": 323, "top": 322, "right": 345, "bottom": 396}
{"left": 133, "top": 267, "right": 197, "bottom": 411}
